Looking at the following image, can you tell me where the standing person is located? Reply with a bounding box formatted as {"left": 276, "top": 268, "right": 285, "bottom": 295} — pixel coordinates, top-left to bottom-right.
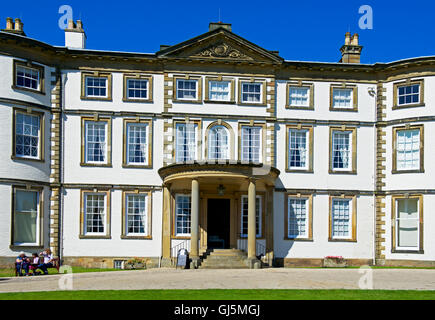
{"left": 38, "top": 249, "right": 54, "bottom": 275}
{"left": 16, "top": 252, "right": 30, "bottom": 276}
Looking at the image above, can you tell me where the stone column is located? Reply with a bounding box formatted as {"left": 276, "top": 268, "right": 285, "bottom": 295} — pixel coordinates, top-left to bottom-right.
{"left": 247, "top": 179, "right": 257, "bottom": 265}
{"left": 160, "top": 184, "right": 172, "bottom": 267}
{"left": 190, "top": 178, "right": 200, "bottom": 268}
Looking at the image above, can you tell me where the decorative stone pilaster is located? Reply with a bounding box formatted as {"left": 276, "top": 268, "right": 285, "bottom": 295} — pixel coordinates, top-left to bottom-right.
{"left": 49, "top": 70, "right": 62, "bottom": 257}
{"left": 164, "top": 73, "right": 173, "bottom": 113}
{"left": 163, "top": 118, "right": 174, "bottom": 166}
{"left": 266, "top": 122, "right": 275, "bottom": 167}
{"left": 375, "top": 82, "right": 387, "bottom": 264}
{"left": 266, "top": 78, "right": 276, "bottom": 117}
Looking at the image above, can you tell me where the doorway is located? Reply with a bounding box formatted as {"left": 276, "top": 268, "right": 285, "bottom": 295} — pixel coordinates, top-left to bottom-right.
{"left": 207, "top": 199, "right": 231, "bottom": 249}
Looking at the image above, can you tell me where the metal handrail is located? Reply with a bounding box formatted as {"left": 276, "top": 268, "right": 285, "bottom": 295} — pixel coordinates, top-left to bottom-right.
{"left": 170, "top": 240, "right": 190, "bottom": 265}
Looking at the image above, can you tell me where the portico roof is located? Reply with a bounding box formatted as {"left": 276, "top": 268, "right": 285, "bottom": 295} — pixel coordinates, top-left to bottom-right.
{"left": 158, "top": 161, "right": 280, "bottom": 186}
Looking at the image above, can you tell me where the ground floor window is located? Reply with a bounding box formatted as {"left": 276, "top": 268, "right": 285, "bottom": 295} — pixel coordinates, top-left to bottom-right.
{"left": 287, "top": 197, "right": 310, "bottom": 239}
{"left": 13, "top": 188, "right": 41, "bottom": 246}
{"left": 175, "top": 195, "right": 191, "bottom": 236}
{"left": 329, "top": 196, "right": 356, "bottom": 241}
{"left": 126, "top": 194, "right": 148, "bottom": 236}
{"left": 81, "top": 190, "right": 110, "bottom": 238}
{"left": 240, "top": 196, "right": 262, "bottom": 238}
{"left": 393, "top": 196, "right": 423, "bottom": 252}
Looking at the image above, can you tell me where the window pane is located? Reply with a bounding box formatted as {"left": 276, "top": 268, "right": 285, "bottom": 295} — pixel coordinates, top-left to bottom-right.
{"left": 208, "top": 125, "right": 229, "bottom": 160}
{"left": 86, "top": 122, "right": 106, "bottom": 163}
{"left": 396, "top": 129, "right": 420, "bottom": 170}
{"left": 241, "top": 197, "right": 261, "bottom": 237}
{"left": 242, "top": 83, "right": 262, "bottom": 103}
{"left": 289, "top": 87, "right": 309, "bottom": 107}
{"left": 86, "top": 77, "right": 107, "bottom": 97}
{"left": 127, "top": 79, "right": 148, "bottom": 99}
{"left": 14, "top": 190, "right": 38, "bottom": 244}
{"left": 397, "top": 84, "right": 420, "bottom": 105}
{"left": 177, "top": 80, "right": 197, "bottom": 100}
{"left": 15, "top": 113, "right": 40, "bottom": 158}
{"left": 288, "top": 198, "right": 307, "bottom": 238}
{"left": 176, "top": 123, "right": 197, "bottom": 162}
{"left": 126, "top": 195, "right": 147, "bottom": 235}
{"left": 241, "top": 127, "right": 261, "bottom": 162}
{"left": 127, "top": 124, "right": 148, "bottom": 164}
{"left": 85, "top": 194, "right": 106, "bottom": 234}
{"left": 16, "top": 66, "right": 39, "bottom": 90}
{"left": 289, "top": 129, "right": 308, "bottom": 169}
{"left": 333, "top": 88, "right": 352, "bottom": 108}
{"left": 397, "top": 199, "right": 419, "bottom": 248}
{"left": 209, "top": 81, "right": 230, "bottom": 101}
{"left": 332, "top": 131, "right": 351, "bottom": 170}
{"left": 332, "top": 199, "right": 350, "bottom": 238}
{"left": 176, "top": 195, "right": 191, "bottom": 235}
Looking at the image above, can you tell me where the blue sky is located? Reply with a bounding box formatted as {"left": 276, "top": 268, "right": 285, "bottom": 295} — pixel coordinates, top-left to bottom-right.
{"left": 1, "top": 0, "right": 434, "bottom": 64}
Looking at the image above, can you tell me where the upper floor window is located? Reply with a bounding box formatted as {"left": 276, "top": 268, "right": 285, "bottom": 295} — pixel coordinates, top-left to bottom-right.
{"left": 330, "top": 127, "right": 357, "bottom": 174}
{"left": 208, "top": 125, "right": 230, "bottom": 160}
{"left": 240, "top": 195, "right": 262, "bottom": 238}
{"left": 123, "top": 75, "right": 153, "bottom": 102}
{"left": 81, "top": 72, "right": 112, "bottom": 101}
{"left": 330, "top": 85, "right": 358, "bottom": 111}
{"left": 176, "top": 79, "right": 198, "bottom": 100}
{"left": 81, "top": 117, "right": 112, "bottom": 166}
{"left": 123, "top": 120, "right": 152, "bottom": 168}
{"left": 175, "top": 194, "right": 191, "bottom": 237}
{"left": 241, "top": 82, "right": 262, "bottom": 104}
{"left": 287, "top": 126, "right": 313, "bottom": 172}
{"left": 393, "top": 80, "right": 424, "bottom": 109}
{"left": 13, "top": 60, "right": 44, "bottom": 94}
{"left": 175, "top": 122, "right": 198, "bottom": 162}
{"left": 13, "top": 188, "right": 41, "bottom": 246}
{"left": 86, "top": 77, "right": 107, "bottom": 97}
{"left": 13, "top": 109, "right": 44, "bottom": 161}
{"left": 289, "top": 87, "right": 309, "bottom": 107}
{"left": 240, "top": 125, "right": 262, "bottom": 163}
{"left": 393, "top": 125, "right": 424, "bottom": 173}
{"left": 209, "top": 81, "right": 230, "bottom": 101}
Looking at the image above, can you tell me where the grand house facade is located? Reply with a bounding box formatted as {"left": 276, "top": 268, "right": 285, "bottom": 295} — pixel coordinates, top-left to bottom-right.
{"left": 0, "top": 18, "right": 434, "bottom": 269}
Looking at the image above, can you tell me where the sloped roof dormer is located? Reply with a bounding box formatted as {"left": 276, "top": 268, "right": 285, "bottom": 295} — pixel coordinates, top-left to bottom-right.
{"left": 157, "top": 25, "right": 283, "bottom": 64}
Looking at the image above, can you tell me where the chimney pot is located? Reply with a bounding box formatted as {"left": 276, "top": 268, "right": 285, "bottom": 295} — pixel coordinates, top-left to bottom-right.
{"left": 14, "top": 18, "right": 22, "bottom": 32}
{"left": 340, "top": 32, "right": 363, "bottom": 64}
{"left": 6, "top": 17, "right": 13, "bottom": 30}
{"left": 345, "top": 32, "right": 351, "bottom": 45}
{"left": 67, "top": 20, "right": 75, "bottom": 30}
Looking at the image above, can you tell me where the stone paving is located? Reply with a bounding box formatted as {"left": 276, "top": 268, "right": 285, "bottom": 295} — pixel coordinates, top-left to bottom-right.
{"left": 0, "top": 268, "right": 434, "bottom": 293}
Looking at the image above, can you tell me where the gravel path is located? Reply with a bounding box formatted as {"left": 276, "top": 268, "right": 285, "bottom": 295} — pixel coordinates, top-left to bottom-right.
{"left": 0, "top": 268, "right": 434, "bottom": 293}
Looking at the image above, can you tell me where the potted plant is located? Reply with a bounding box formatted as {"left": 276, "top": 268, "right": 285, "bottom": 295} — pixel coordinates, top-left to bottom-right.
{"left": 323, "top": 256, "right": 347, "bottom": 268}
{"left": 125, "top": 258, "right": 146, "bottom": 270}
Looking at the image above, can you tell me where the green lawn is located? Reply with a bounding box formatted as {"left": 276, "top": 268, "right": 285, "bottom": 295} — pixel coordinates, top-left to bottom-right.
{"left": 0, "top": 267, "right": 131, "bottom": 278}
{"left": 0, "top": 290, "right": 434, "bottom": 300}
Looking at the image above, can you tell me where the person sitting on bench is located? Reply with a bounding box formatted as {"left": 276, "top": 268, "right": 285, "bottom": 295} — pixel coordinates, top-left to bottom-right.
{"left": 16, "top": 252, "right": 30, "bottom": 277}
{"left": 38, "top": 249, "right": 54, "bottom": 275}
{"left": 29, "top": 253, "right": 41, "bottom": 275}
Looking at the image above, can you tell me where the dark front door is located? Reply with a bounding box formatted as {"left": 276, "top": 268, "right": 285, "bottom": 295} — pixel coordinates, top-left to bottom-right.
{"left": 207, "top": 199, "right": 231, "bottom": 249}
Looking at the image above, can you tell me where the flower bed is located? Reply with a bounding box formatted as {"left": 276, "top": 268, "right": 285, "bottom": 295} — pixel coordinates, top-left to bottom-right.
{"left": 323, "top": 256, "right": 347, "bottom": 268}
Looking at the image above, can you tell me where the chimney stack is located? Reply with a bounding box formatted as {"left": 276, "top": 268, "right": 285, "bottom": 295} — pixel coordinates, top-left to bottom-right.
{"left": 340, "top": 32, "right": 363, "bottom": 64}
{"left": 65, "top": 20, "right": 86, "bottom": 49}
{"left": 1, "top": 17, "right": 26, "bottom": 36}
{"left": 209, "top": 22, "right": 232, "bottom": 32}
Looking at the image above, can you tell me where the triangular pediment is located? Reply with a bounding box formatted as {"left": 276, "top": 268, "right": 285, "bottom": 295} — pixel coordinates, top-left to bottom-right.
{"left": 157, "top": 28, "right": 282, "bottom": 63}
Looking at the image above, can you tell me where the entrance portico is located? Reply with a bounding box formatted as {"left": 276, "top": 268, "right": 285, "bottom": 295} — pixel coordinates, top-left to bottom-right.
{"left": 159, "top": 162, "right": 280, "bottom": 269}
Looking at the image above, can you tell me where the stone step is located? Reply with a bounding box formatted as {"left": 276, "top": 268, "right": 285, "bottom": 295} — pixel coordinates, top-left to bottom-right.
{"left": 199, "top": 249, "right": 249, "bottom": 269}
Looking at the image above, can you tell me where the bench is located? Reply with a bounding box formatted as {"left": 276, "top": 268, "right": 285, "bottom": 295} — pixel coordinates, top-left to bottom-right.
{"left": 14, "top": 257, "right": 60, "bottom": 277}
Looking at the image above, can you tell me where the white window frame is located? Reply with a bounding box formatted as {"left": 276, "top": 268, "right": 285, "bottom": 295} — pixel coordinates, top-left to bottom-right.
{"left": 85, "top": 76, "right": 108, "bottom": 98}
{"left": 241, "top": 126, "right": 262, "bottom": 163}
{"left": 331, "top": 130, "right": 352, "bottom": 171}
{"left": 16, "top": 65, "right": 40, "bottom": 91}
{"left": 331, "top": 198, "right": 352, "bottom": 240}
{"left": 208, "top": 80, "right": 231, "bottom": 102}
{"left": 176, "top": 79, "right": 198, "bottom": 101}
{"left": 332, "top": 88, "right": 353, "bottom": 109}
{"left": 288, "top": 129, "right": 309, "bottom": 170}
{"left": 241, "top": 82, "right": 263, "bottom": 104}
{"left": 125, "top": 194, "right": 148, "bottom": 237}
{"left": 83, "top": 193, "right": 107, "bottom": 236}
{"left": 14, "top": 112, "right": 41, "bottom": 160}
{"left": 240, "top": 195, "right": 262, "bottom": 238}
{"left": 13, "top": 189, "right": 41, "bottom": 246}
{"left": 289, "top": 86, "right": 310, "bottom": 107}
{"left": 397, "top": 84, "right": 420, "bottom": 106}
{"left": 84, "top": 120, "right": 108, "bottom": 165}
{"left": 208, "top": 125, "right": 230, "bottom": 160}
{"left": 126, "top": 122, "right": 149, "bottom": 166}
{"left": 175, "top": 123, "right": 198, "bottom": 162}
{"left": 395, "top": 198, "right": 420, "bottom": 251}
{"left": 175, "top": 194, "right": 191, "bottom": 237}
{"left": 287, "top": 197, "right": 309, "bottom": 239}
{"left": 127, "top": 78, "right": 149, "bottom": 100}
{"left": 396, "top": 129, "right": 421, "bottom": 171}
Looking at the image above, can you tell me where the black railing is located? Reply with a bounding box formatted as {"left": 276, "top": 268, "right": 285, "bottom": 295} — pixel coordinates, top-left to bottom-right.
{"left": 170, "top": 240, "right": 190, "bottom": 266}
